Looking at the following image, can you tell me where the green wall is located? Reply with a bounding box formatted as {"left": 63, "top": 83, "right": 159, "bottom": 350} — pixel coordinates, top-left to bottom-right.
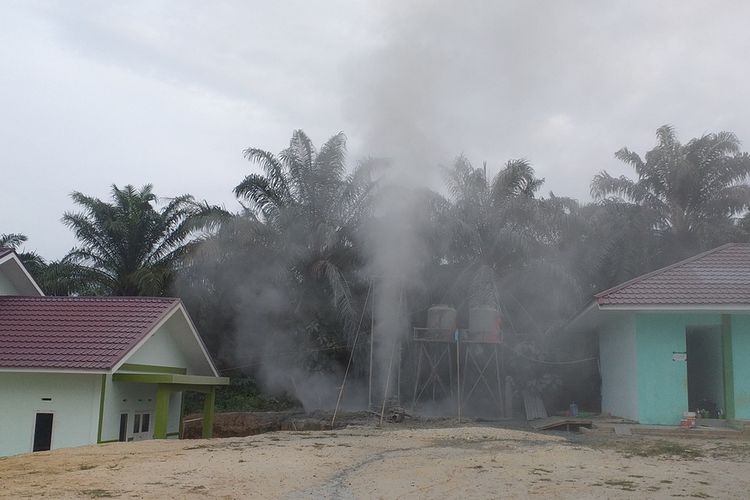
{"left": 635, "top": 313, "right": 721, "bottom": 425}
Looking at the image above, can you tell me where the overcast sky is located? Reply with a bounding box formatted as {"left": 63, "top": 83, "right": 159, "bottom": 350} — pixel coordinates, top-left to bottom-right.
{"left": 2, "top": 0, "right": 750, "bottom": 259}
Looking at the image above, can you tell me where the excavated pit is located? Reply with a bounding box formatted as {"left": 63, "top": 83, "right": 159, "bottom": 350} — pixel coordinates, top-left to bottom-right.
{"left": 181, "top": 411, "right": 371, "bottom": 438}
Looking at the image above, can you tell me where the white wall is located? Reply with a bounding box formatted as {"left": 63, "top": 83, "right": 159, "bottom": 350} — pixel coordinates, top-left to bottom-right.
{"left": 0, "top": 269, "right": 20, "bottom": 294}
{"left": 125, "top": 321, "right": 190, "bottom": 369}
{"left": 124, "top": 311, "right": 215, "bottom": 376}
{"left": 0, "top": 372, "right": 100, "bottom": 457}
{"left": 0, "top": 309, "right": 205, "bottom": 453}
{"left": 101, "top": 376, "right": 156, "bottom": 442}
{"left": 100, "top": 312, "right": 211, "bottom": 442}
{"left": 0, "top": 257, "right": 43, "bottom": 295}
{"left": 599, "top": 314, "right": 639, "bottom": 421}
{"left": 100, "top": 376, "right": 182, "bottom": 442}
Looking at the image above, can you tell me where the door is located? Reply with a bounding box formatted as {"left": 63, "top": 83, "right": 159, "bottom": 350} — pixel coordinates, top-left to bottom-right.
{"left": 119, "top": 413, "right": 128, "bottom": 442}
{"left": 132, "top": 412, "right": 153, "bottom": 441}
{"left": 686, "top": 326, "right": 724, "bottom": 417}
{"left": 32, "top": 413, "right": 54, "bottom": 452}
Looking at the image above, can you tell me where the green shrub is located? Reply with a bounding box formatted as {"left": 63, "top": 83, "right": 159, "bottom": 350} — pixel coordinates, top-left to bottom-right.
{"left": 182, "top": 377, "right": 298, "bottom": 414}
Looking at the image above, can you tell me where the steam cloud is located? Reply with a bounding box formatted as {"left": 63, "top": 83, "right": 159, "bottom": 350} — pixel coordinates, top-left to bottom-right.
{"left": 344, "top": 0, "right": 750, "bottom": 202}
{"left": 199, "top": 0, "right": 750, "bottom": 413}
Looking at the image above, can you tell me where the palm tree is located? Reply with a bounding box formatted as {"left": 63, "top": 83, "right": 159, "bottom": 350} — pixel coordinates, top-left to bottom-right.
{"left": 176, "top": 131, "right": 380, "bottom": 374}
{"left": 0, "top": 233, "right": 27, "bottom": 249}
{"left": 434, "top": 157, "right": 587, "bottom": 403}
{"left": 0, "top": 232, "right": 48, "bottom": 277}
{"left": 0, "top": 233, "right": 98, "bottom": 295}
{"left": 440, "top": 156, "right": 579, "bottom": 333}
{"left": 591, "top": 125, "right": 750, "bottom": 258}
{"left": 233, "top": 130, "right": 377, "bottom": 335}
{"left": 62, "top": 184, "right": 218, "bottom": 296}
{"left": 564, "top": 200, "right": 659, "bottom": 296}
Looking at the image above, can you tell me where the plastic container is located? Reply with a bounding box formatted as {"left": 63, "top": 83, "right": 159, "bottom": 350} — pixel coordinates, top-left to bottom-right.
{"left": 569, "top": 403, "right": 579, "bottom": 417}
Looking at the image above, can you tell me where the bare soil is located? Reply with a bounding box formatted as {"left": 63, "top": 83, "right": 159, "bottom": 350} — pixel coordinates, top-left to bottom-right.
{"left": 1, "top": 423, "right": 749, "bottom": 499}
{"left": 181, "top": 410, "right": 359, "bottom": 438}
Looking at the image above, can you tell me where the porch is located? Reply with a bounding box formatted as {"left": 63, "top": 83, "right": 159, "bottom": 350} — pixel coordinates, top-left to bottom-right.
{"left": 113, "top": 369, "right": 229, "bottom": 439}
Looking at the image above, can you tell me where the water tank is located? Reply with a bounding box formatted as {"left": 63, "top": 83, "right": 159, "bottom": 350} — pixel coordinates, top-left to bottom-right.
{"left": 427, "top": 305, "right": 457, "bottom": 331}
{"left": 469, "top": 306, "right": 501, "bottom": 335}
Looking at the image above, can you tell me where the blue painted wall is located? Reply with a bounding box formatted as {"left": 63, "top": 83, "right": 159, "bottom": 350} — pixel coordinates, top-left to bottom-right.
{"left": 635, "top": 313, "right": 721, "bottom": 425}
{"left": 731, "top": 315, "right": 750, "bottom": 419}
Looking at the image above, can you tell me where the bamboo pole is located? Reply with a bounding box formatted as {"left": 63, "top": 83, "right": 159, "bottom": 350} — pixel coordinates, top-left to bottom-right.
{"left": 331, "top": 282, "right": 371, "bottom": 429}
{"left": 368, "top": 281, "right": 375, "bottom": 410}
{"left": 456, "top": 331, "right": 461, "bottom": 423}
{"left": 379, "top": 339, "right": 397, "bottom": 426}
{"left": 397, "top": 289, "right": 404, "bottom": 405}
{"left": 411, "top": 343, "right": 423, "bottom": 410}
{"left": 379, "top": 287, "right": 403, "bottom": 425}
{"left": 495, "top": 345, "right": 504, "bottom": 418}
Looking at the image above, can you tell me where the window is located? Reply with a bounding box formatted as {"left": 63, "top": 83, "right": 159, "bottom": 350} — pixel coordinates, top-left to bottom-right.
{"left": 130, "top": 412, "right": 152, "bottom": 441}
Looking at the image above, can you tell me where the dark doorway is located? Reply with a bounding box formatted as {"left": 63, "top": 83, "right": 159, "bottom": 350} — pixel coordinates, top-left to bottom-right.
{"left": 32, "top": 413, "right": 53, "bottom": 452}
{"left": 119, "top": 413, "right": 128, "bottom": 442}
{"left": 686, "top": 326, "right": 724, "bottom": 417}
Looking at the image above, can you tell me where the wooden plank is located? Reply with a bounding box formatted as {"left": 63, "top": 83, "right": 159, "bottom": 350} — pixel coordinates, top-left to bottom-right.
{"left": 529, "top": 416, "right": 593, "bottom": 430}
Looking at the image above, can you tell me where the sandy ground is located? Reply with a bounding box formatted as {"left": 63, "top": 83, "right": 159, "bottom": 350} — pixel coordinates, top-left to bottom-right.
{"left": 1, "top": 425, "right": 749, "bottom": 499}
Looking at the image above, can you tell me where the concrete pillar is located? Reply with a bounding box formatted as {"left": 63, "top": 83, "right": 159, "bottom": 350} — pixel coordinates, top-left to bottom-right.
{"left": 722, "top": 314, "right": 735, "bottom": 420}
{"left": 154, "top": 384, "right": 171, "bottom": 439}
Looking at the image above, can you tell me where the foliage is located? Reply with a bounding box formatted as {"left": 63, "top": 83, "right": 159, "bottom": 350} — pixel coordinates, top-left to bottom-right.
{"left": 0, "top": 233, "right": 45, "bottom": 274}
{"left": 179, "top": 131, "right": 377, "bottom": 372}
{"left": 233, "top": 130, "right": 375, "bottom": 331}
{"left": 561, "top": 200, "right": 659, "bottom": 297}
{"left": 182, "top": 378, "right": 298, "bottom": 414}
{"left": 0, "top": 233, "right": 27, "bottom": 249}
{"left": 0, "top": 233, "right": 98, "bottom": 295}
{"left": 592, "top": 125, "right": 750, "bottom": 261}
{"left": 61, "top": 184, "right": 223, "bottom": 296}
{"left": 11, "top": 125, "right": 750, "bottom": 412}
{"left": 439, "top": 155, "right": 582, "bottom": 335}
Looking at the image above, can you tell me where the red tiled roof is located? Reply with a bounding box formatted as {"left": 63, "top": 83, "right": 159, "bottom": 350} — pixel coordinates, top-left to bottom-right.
{"left": 0, "top": 296, "right": 180, "bottom": 370}
{"left": 0, "top": 247, "right": 15, "bottom": 259}
{"left": 596, "top": 243, "right": 750, "bottom": 306}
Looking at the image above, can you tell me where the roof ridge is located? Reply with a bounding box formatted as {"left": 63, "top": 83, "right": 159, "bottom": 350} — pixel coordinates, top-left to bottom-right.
{"left": 0, "top": 295, "right": 184, "bottom": 370}
{"left": 594, "top": 243, "right": 739, "bottom": 301}
{"left": 0, "top": 247, "right": 16, "bottom": 258}
{"left": 0, "top": 295, "right": 179, "bottom": 301}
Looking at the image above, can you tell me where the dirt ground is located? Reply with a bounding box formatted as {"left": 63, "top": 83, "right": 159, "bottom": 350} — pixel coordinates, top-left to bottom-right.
{"left": 2, "top": 424, "right": 749, "bottom": 499}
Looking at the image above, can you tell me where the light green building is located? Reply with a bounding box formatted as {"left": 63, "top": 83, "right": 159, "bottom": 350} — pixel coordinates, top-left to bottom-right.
{"left": 0, "top": 248, "right": 228, "bottom": 457}
{"left": 570, "top": 243, "right": 750, "bottom": 425}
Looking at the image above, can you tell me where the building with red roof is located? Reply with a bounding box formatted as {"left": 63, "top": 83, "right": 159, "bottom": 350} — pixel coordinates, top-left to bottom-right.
{"left": 569, "top": 243, "right": 750, "bottom": 426}
{"left": 0, "top": 249, "right": 228, "bottom": 457}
